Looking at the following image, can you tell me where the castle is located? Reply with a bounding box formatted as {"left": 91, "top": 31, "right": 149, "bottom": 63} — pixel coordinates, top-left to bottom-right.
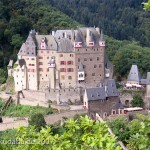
{"left": 13, "top": 27, "right": 113, "bottom": 103}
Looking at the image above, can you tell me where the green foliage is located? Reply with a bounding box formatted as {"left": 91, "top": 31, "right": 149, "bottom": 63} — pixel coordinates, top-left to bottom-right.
{"left": 105, "top": 36, "right": 150, "bottom": 79}
{"left": 131, "top": 93, "right": 144, "bottom": 107}
{"left": 0, "top": 68, "right": 7, "bottom": 84}
{"left": 0, "top": 0, "right": 79, "bottom": 69}
{"left": 107, "top": 114, "right": 150, "bottom": 150}
{"left": 0, "top": 129, "right": 17, "bottom": 141}
{"left": 3, "top": 116, "right": 120, "bottom": 150}
{"left": 127, "top": 114, "right": 150, "bottom": 150}
{"left": 49, "top": 0, "right": 150, "bottom": 47}
{"left": 143, "top": 0, "right": 150, "bottom": 10}
{"left": 0, "top": 100, "right": 53, "bottom": 117}
{"left": 107, "top": 117, "right": 130, "bottom": 143}
{"left": 29, "top": 113, "right": 46, "bottom": 131}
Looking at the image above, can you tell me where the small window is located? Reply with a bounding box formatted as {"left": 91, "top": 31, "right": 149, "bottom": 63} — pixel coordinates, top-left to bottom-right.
{"left": 39, "top": 62, "right": 43, "bottom": 65}
{"left": 78, "top": 58, "right": 80, "bottom": 62}
{"left": 94, "top": 65, "right": 97, "bottom": 68}
{"left": 68, "top": 61, "right": 73, "bottom": 65}
{"left": 60, "top": 68, "right": 66, "bottom": 72}
{"left": 60, "top": 54, "right": 63, "bottom": 57}
{"left": 97, "top": 57, "right": 99, "bottom": 61}
{"left": 92, "top": 73, "right": 95, "bottom": 76}
{"left": 84, "top": 58, "right": 87, "bottom": 61}
{"left": 97, "top": 93, "right": 100, "bottom": 96}
{"left": 90, "top": 58, "right": 92, "bottom": 61}
{"left": 60, "top": 61, "right": 66, "bottom": 65}
{"left": 79, "top": 73, "right": 84, "bottom": 78}
{"left": 68, "top": 76, "right": 72, "bottom": 80}
{"left": 67, "top": 68, "right": 74, "bottom": 72}
{"left": 83, "top": 65, "right": 86, "bottom": 69}
{"left": 61, "top": 75, "right": 65, "bottom": 80}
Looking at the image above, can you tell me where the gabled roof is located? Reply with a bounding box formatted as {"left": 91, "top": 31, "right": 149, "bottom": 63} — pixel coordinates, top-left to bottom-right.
{"left": 106, "top": 79, "right": 118, "bottom": 97}
{"left": 127, "top": 65, "right": 141, "bottom": 82}
{"left": 86, "top": 79, "right": 118, "bottom": 101}
{"left": 35, "top": 35, "right": 58, "bottom": 50}
{"left": 86, "top": 87, "right": 106, "bottom": 101}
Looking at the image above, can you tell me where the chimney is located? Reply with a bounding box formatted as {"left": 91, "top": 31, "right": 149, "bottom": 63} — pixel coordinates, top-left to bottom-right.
{"left": 71, "top": 30, "right": 75, "bottom": 43}
{"left": 52, "top": 31, "right": 55, "bottom": 36}
{"left": 86, "top": 28, "right": 90, "bottom": 46}
{"left": 96, "top": 27, "right": 100, "bottom": 35}
{"left": 65, "top": 32, "right": 67, "bottom": 38}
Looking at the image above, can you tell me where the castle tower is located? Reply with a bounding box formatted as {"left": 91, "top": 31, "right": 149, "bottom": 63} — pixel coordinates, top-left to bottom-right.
{"left": 48, "top": 57, "right": 56, "bottom": 89}
{"left": 99, "top": 30, "right": 105, "bottom": 47}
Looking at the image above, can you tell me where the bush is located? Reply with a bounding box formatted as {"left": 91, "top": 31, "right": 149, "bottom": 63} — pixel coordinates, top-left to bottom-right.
{"left": 29, "top": 113, "right": 46, "bottom": 131}
{"left": 0, "top": 69, "right": 7, "bottom": 84}
{"left": 131, "top": 94, "right": 144, "bottom": 107}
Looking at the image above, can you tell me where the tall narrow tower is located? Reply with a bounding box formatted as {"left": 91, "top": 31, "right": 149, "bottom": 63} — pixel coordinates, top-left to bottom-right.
{"left": 48, "top": 57, "right": 56, "bottom": 89}
{"left": 99, "top": 30, "right": 105, "bottom": 47}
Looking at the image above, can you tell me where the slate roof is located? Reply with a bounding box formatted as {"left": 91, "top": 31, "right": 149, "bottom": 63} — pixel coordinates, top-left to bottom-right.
{"left": 54, "top": 30, "right": 77, "bottom": 41}
{"left": 35, "top": 35, "right": 58, "bottom": 50}
{"left": 141, "top": 72, "right": 150, "bottom": 85}
{"left": 127, "top": 65, "right": 141, "bottom": 82}
{"left": 78, "top": 63, "right": 84, "bottom": 72}
{"left": 106, "top": 79, "right": 118, "bottom": 97}
{"left": 86, "top": 87, "right": 106, "bottom": 101}
{"left": 86, "top": 79, "right": 118, "bottom": 101}
{"left": 58, "top": 38, "right": 73, "bottom": 52}
{"left": 76, "top": 28, "right": 101, "bottom": 47}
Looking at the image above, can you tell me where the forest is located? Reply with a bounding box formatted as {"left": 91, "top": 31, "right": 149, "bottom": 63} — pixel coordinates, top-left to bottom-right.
{"left": 0, "top": 0, "right": 149, "bottom": 83}
{"left": 0, "top": 0, "right": 79, "bottom": 68}
{"left": 49, "top": 0, "right": 150, "bottom": 47}
{"left": 0, "top": 0, "right": 79, "bottom": 84}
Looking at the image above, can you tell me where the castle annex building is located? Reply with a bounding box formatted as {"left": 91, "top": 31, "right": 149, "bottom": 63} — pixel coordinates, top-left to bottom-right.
{"left": 14, "top": 27, "right": 111, "bottom": 92}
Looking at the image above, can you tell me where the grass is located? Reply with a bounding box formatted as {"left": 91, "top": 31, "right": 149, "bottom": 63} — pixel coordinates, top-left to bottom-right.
{"left": 0, "top": 99, "right": 54, "bottom": 117}
{"left": 0, "top": 129, "right": 17, "bottom": 141}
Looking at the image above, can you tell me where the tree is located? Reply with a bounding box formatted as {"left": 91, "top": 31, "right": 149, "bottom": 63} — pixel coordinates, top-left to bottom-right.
{"left": 107, "top": 117, "right": 130, "bottom": 144}
{"left": 143, "top": 0, "right": 150, "bottom": 10}
{"left": 1, "top": 116, "right": 121, "bottom": 150}
{"left": 0, "top": 68, "right": 7, "bottom": 84}
{"left": 131, "top": 93, "right": 144, "bottom": 107}
{"left": 29, "top": 113, "right": 46, "bottom": 131}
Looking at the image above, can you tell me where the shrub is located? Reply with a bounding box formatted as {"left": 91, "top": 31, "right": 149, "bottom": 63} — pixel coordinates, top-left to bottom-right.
{"left": 29, "top": 113, "right": 46, "bottom": 131}
{"left": 131, "top": 94, "right": 144, "bottom": 107}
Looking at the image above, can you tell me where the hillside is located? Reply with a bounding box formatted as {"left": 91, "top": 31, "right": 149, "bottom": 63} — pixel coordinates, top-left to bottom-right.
{"left": 0, "top": 0, "right": 79, "bottom": 68}
{"left": 106, "top": 36, "right": 150, "bottom": 79}
{"left": 49, "top": 0, "right": 150, "bottom": 47}
{"left": 0, "top": 0, "right": 149, "bottom": 84}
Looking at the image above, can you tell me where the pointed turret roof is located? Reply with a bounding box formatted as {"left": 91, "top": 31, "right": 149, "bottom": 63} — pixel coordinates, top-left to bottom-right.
{"left": 127, "top": 65, "right": 141, "bottom": 82}
{"left": 100, "top": 30, "right": 104, "bottom": 41}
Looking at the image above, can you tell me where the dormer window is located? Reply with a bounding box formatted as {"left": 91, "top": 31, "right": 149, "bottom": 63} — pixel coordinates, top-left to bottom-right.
{"left": 79, "top": 73, "right": 84, "bottom": 78}
{"left": 97, "top": 93, "right": 100, "bottom": 96}
{"left": 91, "top": 94, "right": 94, "bottom": 97}
{"left": 40, "top": 38, "right": 47, "bottom": 49}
